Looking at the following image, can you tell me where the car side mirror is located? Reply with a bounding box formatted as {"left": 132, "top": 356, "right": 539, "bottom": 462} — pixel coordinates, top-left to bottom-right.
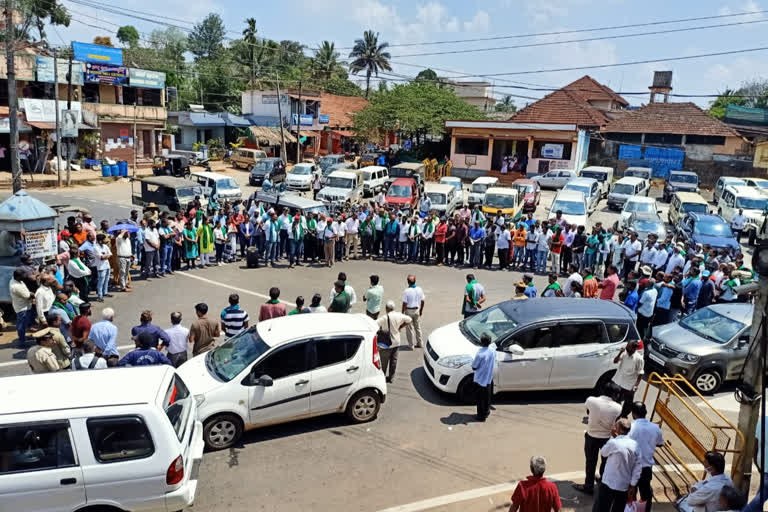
{"left": 738, "top": 337, "right": 750, "bottom": 349}
{"left": 256, "top": 375, "right": 274, "bottom": 387}
{"left": 505, "top": 344, "right": 525, "bottom": 356}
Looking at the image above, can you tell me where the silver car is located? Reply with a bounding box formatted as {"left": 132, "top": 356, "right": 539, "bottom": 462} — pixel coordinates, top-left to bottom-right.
{"left": 646, "top": 303, "right": 752, "bottom": 394}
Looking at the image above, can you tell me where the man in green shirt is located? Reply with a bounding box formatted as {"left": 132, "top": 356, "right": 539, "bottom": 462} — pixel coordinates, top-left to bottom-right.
{"left": 329, "top": 280, "right": 351, "bottom": 313}
{"left": 363, "top": 274, "right": 384, "bottom": 319}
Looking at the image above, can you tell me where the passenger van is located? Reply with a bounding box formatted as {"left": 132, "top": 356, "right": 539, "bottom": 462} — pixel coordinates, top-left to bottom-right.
{"left": 467, "top": 176, "right": 498, "bottom": 207}
{"left": 482, "top": 187, "right": 521, "bottom": 221}
{"left": 190, "top": 171, "right": 242, "bottom": 202}
{"left": 425, "top": 183, "right": 459, "bottom": 217}
{"left": 579, "top": 166, "right": 614, "bottom": 198}
{"left": 563, "top": 177, "right": 601, "bottom": 213}
{"left": 231, "top": 148, "right": 267, "bottom": 170}
{"left": 132, "top": 176, "right": 207, "bottom": 214}
{"left": 624, "top": 166, "right": 652, "bottom": 184}
{"left": 668, "top": 192, "right": 709, "bottom": 226}
{"left": 0, "top": 366, "right": 204, "bottom": 512}
{"left": 607, "top": 176, "right": 650, "bottom": 210}
{"left": 440, "top": 176, "right": 465, "bottom": 205}
{"left": 713, "top": 177, "right": 746, "bottom": 205}
{"left": 361, "top": 165, "right": 389, "bottom": 197}
{"left": 717, "top": 185, "right": 768, "bottom": 245}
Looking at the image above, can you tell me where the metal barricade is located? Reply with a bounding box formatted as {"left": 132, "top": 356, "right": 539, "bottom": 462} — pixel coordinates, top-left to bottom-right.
{"left": 642, "top": 372, "right": 745, "bottom": 502}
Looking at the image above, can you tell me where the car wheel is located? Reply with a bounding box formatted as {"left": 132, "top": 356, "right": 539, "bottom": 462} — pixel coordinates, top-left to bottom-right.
{"left": 203, "top": 414, "right": 243, "bottom": 450}
{"left": 456, "top": 375, "right": 477, "bottom": 405}
{"left": 693, "top": 369, "right": 722, "bottom": 395}
{"left": 346, "top": 390, "right": 381, "bottom": 423}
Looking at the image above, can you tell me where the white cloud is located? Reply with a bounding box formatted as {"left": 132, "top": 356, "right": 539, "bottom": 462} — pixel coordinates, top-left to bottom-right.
{"left": 463, "top": 10, "right": 490, "bottom": 33}
{"left": 718, "top": 0, "right": 764, "bottom": 18}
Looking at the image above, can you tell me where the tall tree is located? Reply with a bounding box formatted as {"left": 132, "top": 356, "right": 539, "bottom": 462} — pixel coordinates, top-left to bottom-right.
{"left": 313, "top": 41, "right": 341, "bottom": 80}
{"left": 116, "top": 25, "right": 140, "bottom": 48}
{"left": 348, "top": 30, "right": 392, "bottom": 98}
{"left": 188, "top": 13, "right": 225, "bottom": 60}
{"left": 495, "top": 95, "right": 516, "bottom": 113}
{"left": 414, "top": 69, "right": 438, "bottom": 83}
{"left": 93, "top": 36, "right": 113, "bottom": 47}
{"left": 15, "top": 0, "right": 70, "bottom": 43}
{"left": 709, "top": 89, "right": 746, "bottom": 119}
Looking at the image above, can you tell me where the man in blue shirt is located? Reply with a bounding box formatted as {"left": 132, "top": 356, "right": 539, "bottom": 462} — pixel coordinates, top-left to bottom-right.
{"left": 623, "top": 281, "right": 639, "bottom": 313}
{"left": 89, "top": 307, "right": 119, "bottom": 365}
{"left": 384, "top": 214, "right": 399, "bottom": 260}
{"left": 682, "top": 268, "right": 703, "bottom": 316}
{"left": 118, "top": 333, "right": 173, "bottom": 367}
{"left": 653, "top": 274, "right": 675, "bottom": 326}
{"left": 130, "top": 310, "right": 171, "bottom": 349}
{"left": 523, "top": 273, "right": 538, "bottom": 298}
{"left": 472, "top": 332, "right": 496, "bottom": 422}
{"left": 469, "top": 221, "right": 486, "bottom": 269}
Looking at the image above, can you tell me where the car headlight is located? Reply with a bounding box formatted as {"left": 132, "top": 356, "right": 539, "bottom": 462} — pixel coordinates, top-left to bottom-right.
{"left": 679, "top": 353, "right": 700, "bottom": 363}
{"left": 436, "top": 354, "right": 473, "bottom": 369}
{"left": 194, "top": 394, "right": 206, "bottom": 406}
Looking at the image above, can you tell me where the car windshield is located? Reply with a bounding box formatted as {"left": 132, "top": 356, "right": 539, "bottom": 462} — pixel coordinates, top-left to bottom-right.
{"left": 326, "top": 177, "right": 354, "bottom": 189}
{"left": 460, "top": 304, "right": 518, "bottom": 346}
{"left": 632, "top": 219, "right": 664, "bottom": 233}
{"left": 580, "top": 171, "right": 606, "bottom": 182}
{"left": 679, "top": 307, "right": 746, "bottom": 344}
{"left": 441, "top": 179, "right": 461, "bottom": 191}
{"left": 624, "top": 201, "right": 655, "bottom": 214}
{"left": 217, "top": 178, "right": 238, "bottom": 190}
{"left": 736, "top": 196, "right": 768, "bottom": 210}
{"left": 362, "top": 154, "right": 377, "bottom": 161}
{"left": 484, "top": 193, "right": 517, "bottom": 208}
{"left": 426, "top": 192, "right": 446, "bottom": 205}
{"left": 472, "top": 183, "right": 490, "bottom": 193}
{"left": 551, "top": 199, "right": 585, "bottom": 215}
{"left": 613, "top": 183, "right": 635, "bottom": 195}
{"left": 753, "top": 181, "right": 768, "bottom": 189}
{"left": 206, "top": 328, "right": 271, "bottom": 381}
{"left": 305, "top": 205, "right": 329, "bottom": 217}
{"left": 625, "top": 170, "right": 649, "bottom": 178}
{"left": 564, "top": 184, "right": 590, "bottom": 197}
{"left": 177, "top": 187, "right": 201, "bottom": 198}
{"left": 292, "top": 165, "right": 312, "bottom": 175}
{"left": 319, "top": 156, "right": 337, "bottom": 167}
{"left": 670, "top": 174, "right": 698, "bottom": 184}
{"left": 390, "top": 167, "right": 415, "bottom": 178}
{"left": 388, "top": 184, "right": 412, "bottom": 198}
{"left": 254, "top": 160, "right": 275, "bottom": 172}
{"left": 513, "top": 184, "right": 534, "bottom": 194}
{"left": 681, "top": 203, "right": 708, "bottom": 214}
{"left": 694, "top": 219, "right": 733, "bottom": 237}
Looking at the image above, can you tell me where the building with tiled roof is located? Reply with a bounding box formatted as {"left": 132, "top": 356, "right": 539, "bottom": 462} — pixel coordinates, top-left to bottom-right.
{"left": 319, "top": 93, "right": 368, "bottom": 129}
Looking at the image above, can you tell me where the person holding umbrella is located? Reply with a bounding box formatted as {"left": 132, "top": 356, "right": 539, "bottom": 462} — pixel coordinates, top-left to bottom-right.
{"left": 107, "top": 222, "right": 140, "bottom": 292}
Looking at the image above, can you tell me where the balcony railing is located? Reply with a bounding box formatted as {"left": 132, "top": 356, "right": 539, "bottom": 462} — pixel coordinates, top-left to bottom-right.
{"left": 82, "top": 103, "right": 167, "bottom": 122}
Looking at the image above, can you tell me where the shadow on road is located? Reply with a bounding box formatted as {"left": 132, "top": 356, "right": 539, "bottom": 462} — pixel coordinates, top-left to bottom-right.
{"left": 440, "top": 412, "right": 479, "bottom": 425}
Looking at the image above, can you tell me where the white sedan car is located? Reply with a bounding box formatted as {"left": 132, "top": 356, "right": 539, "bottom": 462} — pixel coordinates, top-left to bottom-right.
{"left": 285, "top": 162, "right": 320, "bottom": 191}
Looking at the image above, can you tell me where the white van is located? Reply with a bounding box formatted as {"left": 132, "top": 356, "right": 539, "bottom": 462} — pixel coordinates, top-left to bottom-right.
{"left": 425, "top": 183, "right": 459, "bottom": 217}
{"left": 607, "top": 176, "right": 650, "bottom": 210}
{"left": 579, "top": 166, "right": 614, "bottom": 198}
{"left": 190, "top": 171, "right": 242, "bottom": 202}
{"left": 179, "top": 314, "right": 387, "bottom": 450}
{"left": 361, "top": 165, "right": 389, "bottom": 197}
{"left": 563, "top": 177, "right": 601, "bottom": 214}
{"left": 467, "top": 176, "right": 498, "bottom": 207}
{"left": 0, "top": 366, "right": 204, "bottom": 512}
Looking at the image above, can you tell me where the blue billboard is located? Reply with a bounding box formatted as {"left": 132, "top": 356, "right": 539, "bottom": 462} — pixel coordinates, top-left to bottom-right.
{"left": 318, "top": 114, "right": 329, "bottom": 124}
{"left": 292, "top": 114, "right": 314, "bottom": 126}
{"left": 72, "top": 42, "right": 123, "bottom": 66}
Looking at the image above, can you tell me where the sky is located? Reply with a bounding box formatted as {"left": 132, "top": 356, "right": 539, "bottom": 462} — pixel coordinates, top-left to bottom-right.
{"left": 48, "top": 0, "right": 768, "bottom": 109}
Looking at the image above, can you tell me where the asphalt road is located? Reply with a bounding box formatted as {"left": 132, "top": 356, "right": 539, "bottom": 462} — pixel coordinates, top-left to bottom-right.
{"left": 0, "top": 176, "right": 747, "bottom": 512}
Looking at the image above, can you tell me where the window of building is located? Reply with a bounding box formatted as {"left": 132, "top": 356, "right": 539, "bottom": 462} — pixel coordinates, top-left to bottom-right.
{"left": 83, "top": 84, "right": 100, "bottom": 103}
{"left": 140, "top": 89, "right": 162, "bottom": 107}
{"left": 686, "top": 135, "right": 726, "bottom": 146}
{"left": 455, "top": 138, "right": 489, "bottom": 155}
{"left": 0, "top": 421, "right": 76, "bottom": 474}
{"left": 87, "top": 416, "right": 154, "bottom": 463}
{"left": 123, "top": 86, "right": 137, "bottom": 105}
{"left": 644, "top": 133, "right": 682, "bottom": 145}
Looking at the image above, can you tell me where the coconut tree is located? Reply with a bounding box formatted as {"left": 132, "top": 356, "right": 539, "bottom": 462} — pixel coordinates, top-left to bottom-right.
{"left": 348, "top": 30, "right": 392, "bottom": 98}
{"left": 313, "top": 41, "right": 341, "bottom": 80}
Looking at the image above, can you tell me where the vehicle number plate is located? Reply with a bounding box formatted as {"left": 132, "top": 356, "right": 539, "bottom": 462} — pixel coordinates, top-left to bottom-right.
{"left": 648, "top": 353, "right": 665, "bottom": 366}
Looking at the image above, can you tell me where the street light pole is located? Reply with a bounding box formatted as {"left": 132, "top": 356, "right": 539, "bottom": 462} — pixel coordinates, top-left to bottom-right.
{"left": 4, "top": 0, "right": 20, "bottom": 193}
{"left": 53, "top": 48, "right": 62, "bottom": 188}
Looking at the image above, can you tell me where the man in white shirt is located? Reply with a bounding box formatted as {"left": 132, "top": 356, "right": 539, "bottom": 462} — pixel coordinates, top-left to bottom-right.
{"left": 495, "top": 224, "right": 512, "bottom": 269}
{"left": 398, "top": 217, "right": 410, "bottom": 260}
{"left": 665, "top": 243, "right": 686, "bottom": 275}
{"left": 629, "top": 402, "right": 664, "bottom": 512}
{"left": 620, "top": 232, "right": 642, "bottom": 278}
{"left": 636, "top": 278, "right": 658, "bottom": 339}
{"left": 115, "top": 230, "right": 133, "bottom": 291}
{"left": 401, "top": 274, "right": 425, "bottom": 348}
{"left": 563, "top": 263, "right": 583, "bottom": 297}
{"left": 593, "top": 419, "right": 642, "bottom": 512}
{"left": 639, "top": 239, "right": 657, "bottom": 267}
{"left": 419, "top": 195, "right": 432, "bottom": 216}
{"left": 376, "top": 300, "right": 412, "bottom": 383}
{"left": 573, "top": 382, "right": 623, "bottom": 495}
{"left": 142, "top": 219, "right": 161, "bottom": 278}
{"left": 322, "top": 217, "right": 338, "bottom": 267}
{"left": 652, "top": 241, "right": 670, "bottom": 274}
{"left": 375, "top": 190, "right": 386, "bottom": 208}
{"left": 277, "top": 210, "right": 291, "bottom": 260}
{"left": 682, "top": 451, "right": 732, "bottom": 512}
{"left": 536, "top": 222, "right": 552, "bottom": 274}
{"left": 335, "top": 218, "right": 347, "bottom": 261}
{"left": 345, "top": 216, "right": 360, "bottom": 260}
{"left": 164, "top": 311, "right": 190, "bottom": 368}
{"left": 612, "top": 340, "right": 644, "bottom": 417}
{"left": 328, "top": 271, "right": 357, "bottom": 306}
{"left": 71, "top": 339, "right": 108, "bottom": 370}
{"left": 730, "top": 208, "right": 747, "bottom": 243}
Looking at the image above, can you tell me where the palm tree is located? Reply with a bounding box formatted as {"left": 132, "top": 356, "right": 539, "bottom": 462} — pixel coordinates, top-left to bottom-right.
{"left": 495, "top": 95, "right": 516, "bottom": 113}
{"left": 348, "top": 30, "right": 392, "bottom": 98}
{"left": 314, "top": 41, "right": 340, "bottom": 80}
{"left": 242, "top": 18, "right": 258, "bottom": 86}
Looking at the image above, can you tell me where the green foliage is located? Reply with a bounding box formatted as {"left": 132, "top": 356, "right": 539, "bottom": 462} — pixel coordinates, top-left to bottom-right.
{"left": 348, "top": 30, "right": 392, "bottom": 98}
{"left": 495, "top": 95, "right": 517, "bottom": 113}
{"left": 116, "top": 25, "right": 140, "bottom": 48}
{"left": 14, "top": 0, "right": 70, "bottom": 43}
{"left": 188, "top": 13, "right": 226, "bottom": 60}
{"left": 313, "top": 41, "right": 342, "bottom": 80}
{"left": 414, "top": 69, "right": 438, "bottom": 82}
{"left": 709, "top": 80, "right": 768, "bottom": 119}
{"left": 352, "top": 81, "right": 486, "bottom": 142}
{"left": 93, "top": 36, "right": 113, "bottom": 47}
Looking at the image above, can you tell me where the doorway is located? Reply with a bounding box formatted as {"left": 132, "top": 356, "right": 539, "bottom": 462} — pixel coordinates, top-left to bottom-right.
{"left": 491, "top": 139, "right": 528, "bottom": 172}
{"left": 142, "top": 130, "right": 152, "bottom": 157}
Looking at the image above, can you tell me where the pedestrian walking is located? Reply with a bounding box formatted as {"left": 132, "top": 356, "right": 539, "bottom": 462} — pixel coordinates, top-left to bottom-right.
{"left": 612, "top": 340, "right": 644, "bottom": 417}
{"left": 189, "top": 302, "right": 221, "bottom": 356}
{"left": 591, "top": 419, "right": 642, "bottom": 512}
{"left": 730, "top": 208, "right": 746, "bottom": 243}
{"left": 636, "top": 278, "right": 657, "bottom": 339}
{"left": 363, "top": 274, "right": 384, "bottom": 319}
{"left": 164, "top": 311, "right": 190, "bottom": 367}
{"left": 509, "top": 456, "right": 562, "bottom": 512}
{"left": 574, "top": 381, "right": 622, "bottom": 496}
{"left": 472, "top": 332, "right": 496, "bottom": 421}
{"left": 376, "top": 300, "right": 411, "bottom": 383}
{"left": 221, "top": 293, "right": 250, "bottom": 337}
{"left": 401, "top": 274, "right": 425, "bottom": 348}
{"left": 462, "top": 273, "right": 486, "bottom": 318}
{"left": 628, "top": 402, "right": 664, "bottom": 512}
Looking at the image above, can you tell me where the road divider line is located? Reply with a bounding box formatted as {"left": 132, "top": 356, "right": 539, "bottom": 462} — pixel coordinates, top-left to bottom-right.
{"left": 0, "top": 344, "right": 136, "bottom": 368}
{"left": 175, "top": 271, "right": 296, "bottom": 307}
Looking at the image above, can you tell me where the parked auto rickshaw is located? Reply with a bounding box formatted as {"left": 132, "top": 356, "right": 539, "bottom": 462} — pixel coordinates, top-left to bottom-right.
{"left": 152, "top": 155, "right": 191, "bottom": 178}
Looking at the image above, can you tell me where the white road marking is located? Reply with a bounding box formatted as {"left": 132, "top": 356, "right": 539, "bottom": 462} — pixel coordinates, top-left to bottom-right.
{"left": 378, "top": 471, "right": 584, "bottom": 512}
{"left": 175, "top": 272, "right": 297, "bottom": 307}
{"left": 0, "top": 344, "right": 135, "bottom": 368}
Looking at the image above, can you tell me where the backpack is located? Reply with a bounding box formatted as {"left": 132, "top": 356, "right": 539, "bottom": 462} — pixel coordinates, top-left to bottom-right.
{"left": 73, "top": 354, "right": 103, "bottom": 370}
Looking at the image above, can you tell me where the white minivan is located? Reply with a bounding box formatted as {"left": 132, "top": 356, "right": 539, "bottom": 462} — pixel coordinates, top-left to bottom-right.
{"left": 0, "top": 366, "right": 204, "bottom": 512}
{"left": 361, "top": 165, "right": 389, "bottom": 197}
{"left": 425, "top": 183, "right": 460, "bottom": 217}
{"left": 190, "top": 171, "right": 243, "bottom": 202}
{"left": 179, "top": 314, "right": 387, "bottom": 450}
{"left": 467, "top": 176, "right": 498, "bottom": 207}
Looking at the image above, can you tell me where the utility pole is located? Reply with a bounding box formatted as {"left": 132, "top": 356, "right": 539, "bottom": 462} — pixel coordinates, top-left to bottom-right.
{"left": 132, "top": 102, "right": 137, "bottom": 177}
{"left": 65, "top": 52, "right": 73, "bottom": 186}
{"left": 275, "top": 75, "right": 286, "bottom": 164}
{"left": 53, "top": 48, "right": 61, "bottom": 188}
{"left": 295, "top": 79, "right": 302, "bottom": 164}
{"left": 733, "top": 277, "right": 767, "bottom": 493}
{"left": 5, "top": 0, "right": 20, "bottom": 193}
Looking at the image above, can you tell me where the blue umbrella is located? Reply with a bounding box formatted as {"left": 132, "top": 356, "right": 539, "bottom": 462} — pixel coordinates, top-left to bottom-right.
{"left": 107, "top": 223, "right": 139, "bottom": 234}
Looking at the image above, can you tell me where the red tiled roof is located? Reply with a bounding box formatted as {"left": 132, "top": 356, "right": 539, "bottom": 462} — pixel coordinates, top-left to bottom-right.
{"left": 320, "top": 93, "right": 368, "bottom": 128}
{"left": 562, "top": 75, "right": 629, "bottom": 107}
{"left": 510, "top": 89, "right": 608, "bottom": 126}
{"left": 602, "top": 102, "right": 741, "bottom": 137}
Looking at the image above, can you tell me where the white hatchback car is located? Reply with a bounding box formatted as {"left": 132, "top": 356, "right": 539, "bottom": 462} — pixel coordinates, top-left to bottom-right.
{"left": 179, "top": 313, "right": 387, "bottom": 450}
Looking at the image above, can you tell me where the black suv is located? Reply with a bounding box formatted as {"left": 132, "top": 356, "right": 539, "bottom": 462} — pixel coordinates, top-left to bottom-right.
{"left": 249, "top": 158, "right": 286, "bottom": 186}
